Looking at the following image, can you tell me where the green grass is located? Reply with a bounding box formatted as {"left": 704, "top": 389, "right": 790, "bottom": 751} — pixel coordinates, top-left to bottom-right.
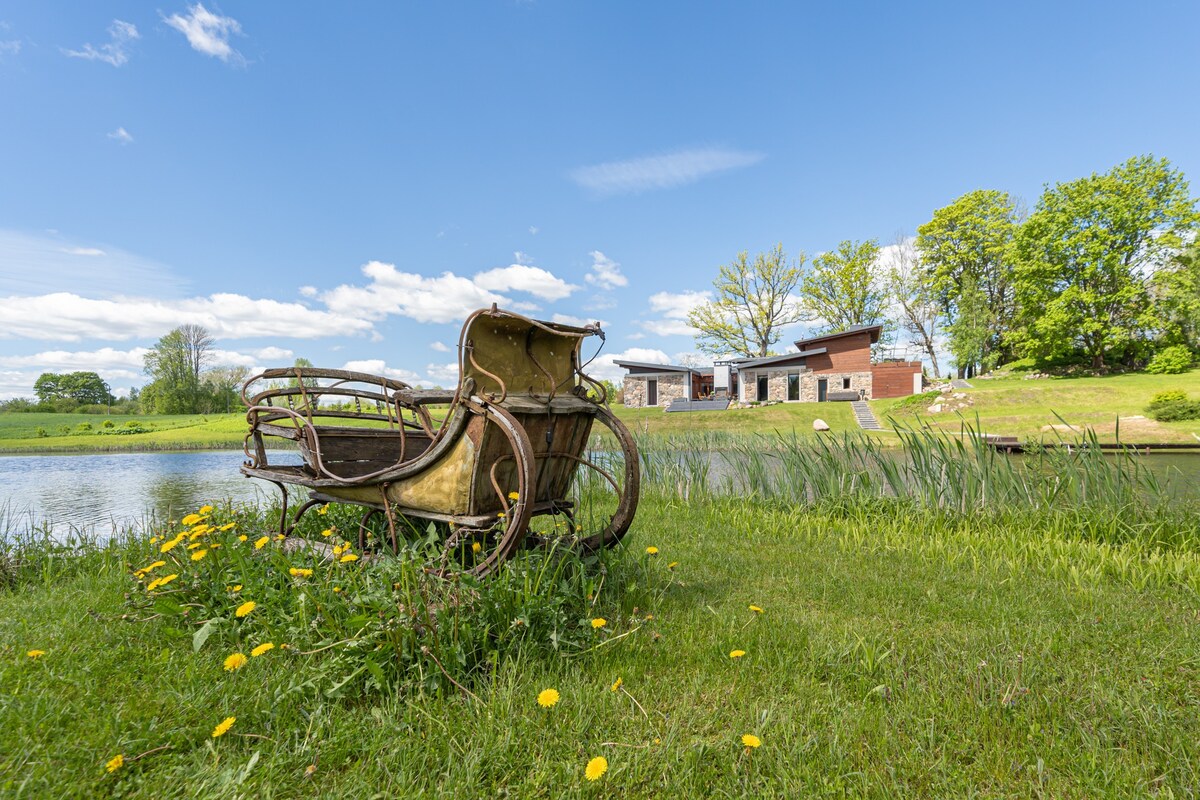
{"left": 3, "top": 435, "right": 1200, "bottom": 796}
{"left": 874, "top": 368, "right": 1200, "bottom": 443}
{"left": 0, "top": 412, "right": 248, "bottom": 453}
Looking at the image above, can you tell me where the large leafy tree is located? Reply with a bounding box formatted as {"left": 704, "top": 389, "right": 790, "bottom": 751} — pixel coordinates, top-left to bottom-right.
{"left": 1012, "top": 155, "right": 1198, "bottom": 369}
{"left": 800, "top": 239, "right": 887, "bottom": 335}
{"left": 33, "top": 371, "right": 113, "bottom": 405}
{"left": 1153, "top": 240, "right": 1200, "bottom": 352}
{"left": 688, "top": 244, "right": 806, "bottom": 357}
{"left": 916, "top": 189, "right": 1020, "bottom": 377}
{"left": 143, "top": 324, "right": 216, "bottom": 413}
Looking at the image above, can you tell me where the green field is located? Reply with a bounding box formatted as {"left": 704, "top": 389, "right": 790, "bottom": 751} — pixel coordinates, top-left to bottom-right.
{"left": 2, "top": 368, "right": 1199, "bottom": 453}
{"left": 3, "top": 447, "right": 1198, "bottom": 797}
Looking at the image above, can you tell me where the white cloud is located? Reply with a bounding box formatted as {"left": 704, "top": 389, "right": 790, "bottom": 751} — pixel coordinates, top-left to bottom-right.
{"left": 107, "top": 127, "right": 133, "bottom": 145}
{"left": 640, "top": 289, "right": 711, "bottom": 337}
{"left": 570, "top": 147, "right": 765, "bottom": 196}
{"left": 0, "top": 40, "right": 20, "bottom": 57}
{"left": 340, "top": 359, "right": 424, "bottom": 385}
{"left": 550, "top": 313, "right": 606, "bottom": 329}
{"left": 425, "top": 362, "right": 460, "bottom": 387}
{"left": 430, "top": 341, "right": 450, "bottom": 352}
{"left": 321, "top": 260, "right": 577, "bottom": 324}
{"left": 0, "top": 346, "right": 147, "bottom": 372}
{"left": 513, "top": 251, "right": 531, "bottom": 265}
{"left": 254, "top": 346, "right": 293, "bottom": 361}
{"left": 588, "top": 347, "right": 671, "bottom": 382}
{"left": 584, "top": 250, "right": 628, "bottom": 290}
{"left": 298, "top": 285, "right": 318, "bottom": 298}
{"left": 321, "top": 261, "right": 507, "bottom": 324}
{"left": 61, "top": 246, "right": 106, "bottom": 256}
{"left": 0, "top": 292, "right": 373, "bottom": 342}
{"left": 473, "top": 264, "right": 577, "bottom": 301}
{"left": 529, "top": 226, "right": 539, "bottom": 235}
{"left": 63, "top": 19, "right": 139, "bottom": 67}
{"left": 163, "top": 3, "right": 244, "bottom": 63}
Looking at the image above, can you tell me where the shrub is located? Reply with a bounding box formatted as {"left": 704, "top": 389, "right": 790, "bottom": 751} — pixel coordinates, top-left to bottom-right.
{"left": 1148, "top": 400, "right": 1200, "bottom": 422}
{"left": 1145, "top": 345, "right": 1194, "bottom": 374}
{"left": 1146, "top": 390, "right": 1188, "bottom": 413}
{"left": 75, "top": 422, "right": 93, "bottom": 432}
{"left": 35, "top": 427, "right": 47, "bottom": 438}
{"left": 102, "top": 420, "right": 115, "bottom": 429}
{"left": 56, "top": 425, "right": 71, "bottom": 435}
{"left": 890, "top": 390, "right": 941, "bottom": 413}
{"left": 124, "top": 420, "right": 141, "bottom": 428}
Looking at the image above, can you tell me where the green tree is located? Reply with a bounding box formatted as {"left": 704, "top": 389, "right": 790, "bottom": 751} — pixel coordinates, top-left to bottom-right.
{"left": 143, "top": 324, "right": 215, "bottom": 413}
{"left": 1012, "top": 155, "right": 1198, "bottom": 369}
{"left": 1153, "top": 240, "right": 1200, "bottom": 352}
{"left": 688, "top": 244, "right": 806, "bottom": 357}
{"left": 800, "top": 239, "right": 887, "bottom": 334}
{"left": 33, "top": 371, "right": 113, "bottom": 405}
{"left": 916, "top": 190, "right": 1020, "bottom": 377}
{"left": 204, "top": 365, "right": 251, "bottom": 413}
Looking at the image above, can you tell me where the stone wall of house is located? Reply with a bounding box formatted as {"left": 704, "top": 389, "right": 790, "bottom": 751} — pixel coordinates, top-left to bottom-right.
{"left": 622, "top": 374, "right": 689, "bottom": 408}
{"left": 767, "top": 371, "right": 790, "bottom": 402}
{"left": 800, "top": 371, "right": 873, "bottom": 401}
{"left": 623, "top": 376, "right": 646, "bottom": 407}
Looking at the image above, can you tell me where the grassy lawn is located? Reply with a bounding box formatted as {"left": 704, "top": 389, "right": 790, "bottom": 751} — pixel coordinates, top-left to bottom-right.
{"left": 874, "top": 368, "right": 1200, "bottom": 443}
{"left": 2, "top": 488, "right": 1198, "bottom": 797}
{"left": 0, "top": 412, "right": 248, "bottom": 453}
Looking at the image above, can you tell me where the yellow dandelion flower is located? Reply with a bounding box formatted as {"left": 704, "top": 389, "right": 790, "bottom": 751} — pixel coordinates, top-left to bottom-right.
{"left": 610, "top": 677, "right": 622, "bottom": 692}
{"left": 742, "top": 733, "right": 762, "bottom": 749}
{"left": 135, "top": 560, "right": 166, "bottom": 576}
{"left": 332, "top": 543, "right": 346, "bottom": 555}
{"left": 27, "top": 649, "right": 46, "bottom": 658}
{"left": 471, "top": 541, "right": 482, "bottom": 554}
{"left": 198, "top": 505, "right": 214, "bottom": 515}
{"left": 289, "top": 567, "right": 313, "bottom": 578}
{"left": 507, "top": 491, "right": 519, "bottom": 501}
{"left": 250, "top": 642, "right": 275, "bottom": 657}
{"left": 105, "top": 753, "right": 124, "bottom": 773}
{"left": 181, "top": 513, "right": 203, "bottom": 526}
{"left": 235, "top": 601, "right": 256, "bottom": 618}
{"left": 189, "top": 524, "right": 211, "bottom": 538}
{"left": 223, "top": 652, "right": 248, "bottom": 671}
{"left": 316, "top": 504, "right": 329, "bottom": 515}
{"left": 320, "top": 528, "right": 333, "bottom": 537}
{"left": 339, "top": 553, "right": 358, "bottom": 563}
{"left": 160, "top": 536, "right": 183, "bottom": 553}
{"left": 536, "top": 688, "right": 560, "bottom": 708}
{"left": 211, "top": 716, "right": 236, "bottom": 738}
{"left": 274, "top": 534, "right": 285, "bottom": 541}
{"left": 497, "top": 512, "right": 506, "bottom": 519}
{"left": 190, "top": 549, "right": 208, "bottom": 561}
{"left": 729, "top": 649, "right": 746, "bottom": 659}
{"left": 231, "top": 584, "right": 243, "bottom": 592}
{"left": 219, "top": 523, "right": 236, "bottom": 531}
{"left": 584, "top": 756, "right": 607, "bottom": 781}
{"left": 749, "top": 605, "right": 763, "bottom": 614}
{"left": 149, "top": 536, "right": 159, "bottom": 544}
{"left": 645, "top": 546, "right": 658, "bottom": 555}
{"left": 668, "top": 561, "right": 679, "bottom": 569}
{"left": 591, "top": 618, "right": 607, "bottom": 629}
{"left": 333, "top": 586, "right": 342, "bottom": 593}
{"left": 186, "top": 542, "right": 202, "bottom": 550}
{"left": 238, "top": 534, "right": 248, "bottom": 542}
{"left": 254, "top": 536, "right": 269, "bottom": 549}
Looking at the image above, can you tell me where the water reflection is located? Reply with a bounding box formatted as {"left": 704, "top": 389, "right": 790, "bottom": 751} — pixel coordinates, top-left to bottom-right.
{"left": 0, "top": 450, "right": 303, "bottom": 535}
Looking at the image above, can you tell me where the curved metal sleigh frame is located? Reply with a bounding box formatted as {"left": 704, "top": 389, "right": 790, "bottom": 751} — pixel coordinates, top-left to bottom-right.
{"left": 239, "top": 305, "right": 640, "bottom": 578}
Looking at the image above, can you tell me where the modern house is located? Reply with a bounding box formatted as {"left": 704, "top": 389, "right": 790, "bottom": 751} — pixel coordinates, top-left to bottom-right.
{"left": 620, "top": 324, "right": 923, "bottom": 408}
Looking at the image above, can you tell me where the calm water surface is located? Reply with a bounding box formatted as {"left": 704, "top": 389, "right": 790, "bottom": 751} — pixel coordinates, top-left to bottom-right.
{"left": 0, "top": 450, "right": 304, "bottom": 534}
{"left": 3, "top": 448, "right": 1199, "bottom": 536}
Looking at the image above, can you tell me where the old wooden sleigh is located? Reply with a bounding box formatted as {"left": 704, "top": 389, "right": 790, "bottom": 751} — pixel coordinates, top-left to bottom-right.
{"left": 239, "top": 306, "right": 640, "bottom": 577}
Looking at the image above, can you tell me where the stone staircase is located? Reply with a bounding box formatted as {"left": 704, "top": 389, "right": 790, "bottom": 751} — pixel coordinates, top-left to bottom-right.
{"left": 850, "top": 400, "right": 882, "bottom": 431}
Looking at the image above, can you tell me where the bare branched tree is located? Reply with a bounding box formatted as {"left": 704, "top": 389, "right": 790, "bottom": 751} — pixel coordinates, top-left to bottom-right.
{"left": 884, "top": 233, "right": 941, "bottom": 377}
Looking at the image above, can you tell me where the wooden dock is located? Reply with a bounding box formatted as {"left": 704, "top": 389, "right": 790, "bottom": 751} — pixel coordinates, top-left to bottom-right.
{"left": 985, "top": 437, "right": 1200, "bottom": 454}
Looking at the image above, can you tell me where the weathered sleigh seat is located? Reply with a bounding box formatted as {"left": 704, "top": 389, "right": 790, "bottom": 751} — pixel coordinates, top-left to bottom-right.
{"left": 239, "top": 306, "right": 640, "bottom": 577}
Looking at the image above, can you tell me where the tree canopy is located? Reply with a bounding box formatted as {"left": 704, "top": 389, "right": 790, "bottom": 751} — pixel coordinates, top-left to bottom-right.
{"left": 33, "top": 371, "right": 113, "bottom": 405}
{"left": 143, "top": 324, "right": 216, "bottom": 413}
{"left": 800, "top": 239, "right": 887, "bottom": 335}
{"left": 688, "top": 245, "right": 806, "bottom": 357}
{"left": 1011, "top": 155, "right": 1198, "bottom": 369}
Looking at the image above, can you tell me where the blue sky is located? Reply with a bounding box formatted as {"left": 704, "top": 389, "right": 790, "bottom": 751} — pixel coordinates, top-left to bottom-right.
{"left": 2, "top": 2, "right": 1198, "bottom": 397}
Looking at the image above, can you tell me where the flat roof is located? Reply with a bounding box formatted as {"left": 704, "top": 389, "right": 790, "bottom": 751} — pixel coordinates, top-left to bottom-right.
{"left": 793, "top": 324, "right": 882, "bottom": 349}
{"left": 727, "top": 347, "right": 827, "bottom": 369}
{"left": 614, "top": 360, "right": 713, "bottom": 375}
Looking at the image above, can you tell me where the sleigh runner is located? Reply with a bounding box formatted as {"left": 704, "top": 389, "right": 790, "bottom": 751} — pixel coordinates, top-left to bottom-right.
{"left": 239, "top": 306, "right": 640, "bottom": 577}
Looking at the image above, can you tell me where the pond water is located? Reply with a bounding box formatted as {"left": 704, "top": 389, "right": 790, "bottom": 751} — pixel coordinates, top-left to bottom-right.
{"left": 3, "top": 447, "right": 1199, "bottom": 538}
{"left": 0, "top": 450, "right": 304, "bottom": 535}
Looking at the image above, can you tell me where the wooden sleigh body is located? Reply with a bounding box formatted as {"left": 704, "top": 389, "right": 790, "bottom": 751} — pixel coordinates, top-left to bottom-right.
{"left": 239, "top": 306, "right": 640, "bottom": 577}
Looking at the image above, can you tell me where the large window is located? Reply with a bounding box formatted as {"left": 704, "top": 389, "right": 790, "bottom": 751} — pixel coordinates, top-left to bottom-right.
{"left": 787, "top": 372, "right": 800, "bottom": 401}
